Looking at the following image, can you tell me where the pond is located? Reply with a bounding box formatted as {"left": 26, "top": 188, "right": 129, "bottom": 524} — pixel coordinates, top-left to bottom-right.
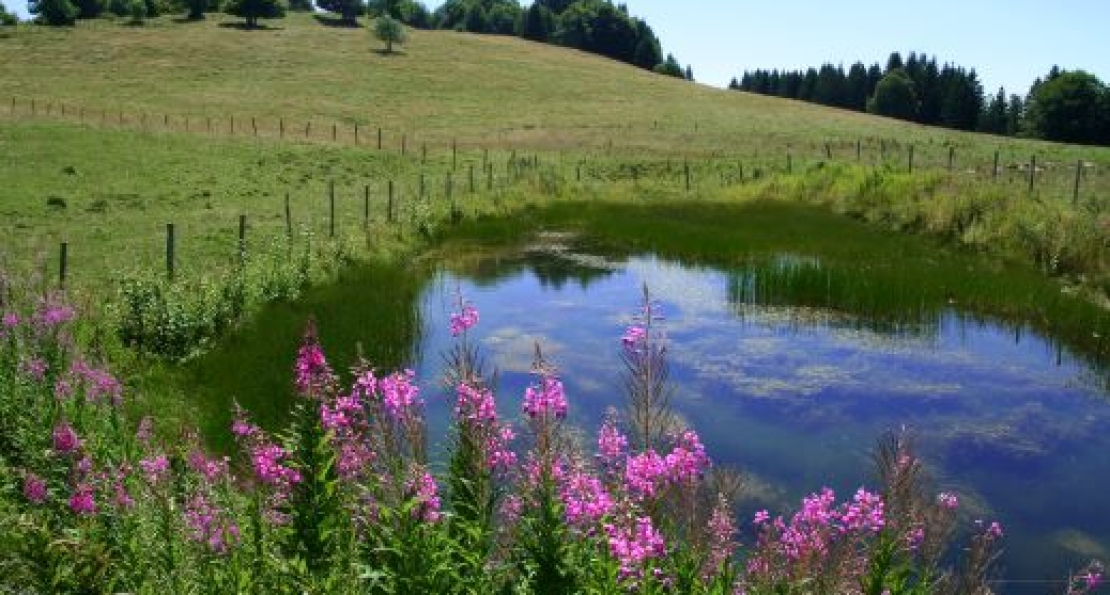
{"left": 181, "top": 202, "right": 1110, "bottom": 592}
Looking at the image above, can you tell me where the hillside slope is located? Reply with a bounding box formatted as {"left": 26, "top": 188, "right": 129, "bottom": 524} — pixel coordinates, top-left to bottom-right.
{"left": 4, "top": 13, "right": 1108, "bottom": 162}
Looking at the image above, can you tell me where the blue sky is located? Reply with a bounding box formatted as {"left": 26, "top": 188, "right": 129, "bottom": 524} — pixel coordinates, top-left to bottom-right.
{"left": 8, "top": 0, "right": 1109, "bottom": 93}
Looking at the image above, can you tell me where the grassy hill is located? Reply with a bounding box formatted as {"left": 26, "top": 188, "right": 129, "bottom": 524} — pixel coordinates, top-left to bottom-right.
{"left": 3, "top": 13, "right": 1110, "bottom": 288}
{"left": 4, "top": 13, "right": 1109, "bottom": 159}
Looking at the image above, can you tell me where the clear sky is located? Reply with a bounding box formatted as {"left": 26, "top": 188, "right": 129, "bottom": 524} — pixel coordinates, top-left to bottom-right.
{"left": 8, "top": 0, "right": 1109, "bottom": 95}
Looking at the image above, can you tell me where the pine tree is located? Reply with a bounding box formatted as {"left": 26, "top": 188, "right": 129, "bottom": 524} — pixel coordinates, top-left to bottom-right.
{"left": 885, "top": 51, "right": 903, "bottom": 72}
{"left": 29, "top": 0, "right": 78, "bottom": 25}
{"left": 684, "top": 64, "right": 694, "bottom": 81}
{"left": 653, "top": 53, "right": 683, "bottom": 78}
{"left": 520, "top": 2, "right": 553, "bottom": 41}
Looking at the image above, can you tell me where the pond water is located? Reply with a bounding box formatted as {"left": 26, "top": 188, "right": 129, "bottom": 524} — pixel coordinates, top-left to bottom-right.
{"left": 409, "top": 240, "right": 1110, "bottom": 593}
{"left": 182, "top": 202, "right": 1110, "bottom": 593}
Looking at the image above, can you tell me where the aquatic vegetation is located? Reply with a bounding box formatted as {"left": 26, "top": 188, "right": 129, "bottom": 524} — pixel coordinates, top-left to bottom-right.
{"left": 0, "top": 287, "right": 1104, "bottom": 594}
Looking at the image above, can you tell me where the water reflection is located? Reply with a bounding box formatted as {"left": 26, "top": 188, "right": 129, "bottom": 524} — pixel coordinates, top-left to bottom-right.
{"left": 417, "top": 247, "right": 1110, "bottom": 593}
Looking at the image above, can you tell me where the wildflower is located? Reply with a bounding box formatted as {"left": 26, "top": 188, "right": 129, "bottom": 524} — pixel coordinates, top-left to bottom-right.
{"left": 140, "top": 455, "right": 170, "bottom": 485}
{"left": 185, "top": 493, "right": 240, "bottom": 554}
{"left": 597, "top": 414, "right": 628, "bottom": 469}
{"left": 907, "top": 526, "right": 925, "bottom": 551}
{"left": 703, "top": 496, "right": 737, "bottom": 578}
{"left": 449, "top": 302, "right": 479, "bottom": 337}
{"left": 188, "top": 451, "right": 229, "bottom": 483}
{"left": 489, "top": 425, "right": 517, "bottom": 471}
{"left": 294, "top": 323, "right": 334, "bottom": 397}
{"left": 113, "top": 480, "right": 135, "bottom": 509}
{"left": 251, "top": 444, "right": 301, "bottom": 488}
{"left": 838, "top": 488, "right": 885, "bottom": 534}
{"left": 23, "top": 472, "right": 48, "bottom": 504}
{"left": 408, "top": 470, "right": 442, "bottom": 523}
{"left": 621, "top": 325, "right": 647, "bottom": 350}
{"left": 135, "top": 416, "right": 154, "bottom": 444}
{"left": 34, "top": 294, "right": 76, "bottom": 328}
{"left": 753, "top": 510, "right": 770, "bottom": 525}
{"left": 380, "top": 369, "right": 421, "bottom": 421}
{"left": 52, "top": 421, "right": 82, "bottom": 454}
{"left": 605, "top": 516, "right": 667, "bottom": 581}
{"left": 69, "top": 483, "right": 97, "bottom": 516}
{"left": 320, "top": 393, "right": 361, "bottom": 431}
{"left": 523, "top": 375, "right": 567, "bottom": 419}
{"left": 937, "top": 492, "right": 959, "bottom": 510}
{"left": 19, "top": 357, "right": 47, "bottom": 381}
{"left": 986, "top": 521, "right": 1003, "bottom": 540}
{"left": 1, "top": 311, "right": 19, "bottom": 329}
{"left": 664, "top": 429, "right": 710, "bottom": 484}
{"left": 561, "top": 468, "right": 614, "bottom": 529}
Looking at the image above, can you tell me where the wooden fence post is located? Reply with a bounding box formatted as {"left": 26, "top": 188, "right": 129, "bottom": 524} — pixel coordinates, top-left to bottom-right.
{"left": 684, "top": 161, "right": 691, "bottom": 191}
{"left": 419, "top": 173, "right": 426, "bottom": 200}
{"left": 363, "top": 185, "right": 370, "bottom": 229}
{"left": 285, "top": 193, "right": 292, "bottom": 237}
{"left": 1028, "top": 155, "right": 1036, "bottom": 193}
{"left": 487, "top": 163, "right": 493, "bottom": 191}
{"left": 786, "top": 153, "right": 792, "bottom": 174}
{"left": 452, "top": 139, "right": 457, "bottom": 170}
{"left": 469, "top": 164, "right": 475, "bottom": 193}
{"left": 251, "top": 117, "right": 257, "bottom": 137}
{"left": 377, "top": 127, "right": 382, "bottom": 150}
{"left": 238, "top": 214, "right": 247, "bottom": 265}
{"left": 166, "top": 224, "right": 176, "bottom": 281}
{"left": 993, "top": 151, "right": 1000, "bottom": 179}
{"left": 387, "top": 180, "right": 395, "bottom": 223}
{"left": 402, "top": 134, "right": 407, "bottom": 156}
{"left": 948, "top": 146, "right": 954, "bottom": 172}
{"left": 329, "top": 181, "right": 336, "bottom": 238}
{"left": 59, "top": 242, "right": 68, "bottom": 289}
{"left": 908, "top": 145, "right": 914, "bottom": 173}
{"left": 1074, "top": 160, "right": 1082, "bottom": 204}
{"left": 825, "top": 143, "right": 832, "bottom": 159}
{"left": 354, "top": 124, "right": 359, "bottom": 145}
{"left": 280, "top": 118, "right": 284, "bottom": 139}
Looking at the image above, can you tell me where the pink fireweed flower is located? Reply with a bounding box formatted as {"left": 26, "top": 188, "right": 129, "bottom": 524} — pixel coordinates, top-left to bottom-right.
{"left": 75, "top": 362, "right": 123, "bottom": 406}
{"left": 907, "top": 526, "right": 925, "bottom": 551}
{"left": 596, "top": 414, "right": 628, "bottom": 469}
{"left": 135, "top": 416, "right": 154, "bottom": 444}
{"left": 560, "top": 468, "right": 614, "bottom": 529}
{"left": 455, "top": 383, "right": 498, "bottom": 424}
{"left": 52, "top": 421, "right": 82, "bottom": 454}
{"left": 523, "top": 375, "right": 567, "bottom": 419}
{"left": 986, "top": 521, "right": 1003, "bottom": 540}
{"left": 20, "top": 357, "right": 47, "bottom": 381}
{"left": 188, "top": 451, "right": 229, "bottom": 483}
{"left": 251, "top": 444, "right": 302, "bottom": 489}
{"left": 703, "top": 497, "right": 737, "bottom": 578}
{"left": 54, "top": 378, "right": 74, "bottom": 401}
{"left": 449, "top": 302, "right": 480, "bottom": 337}
{"left": 664, "top": 429, "right": 710, "bottom": 484}
{"left": 938, "top": 492, "right": 959, "bottom": 510}
{"left": 624, "top": 449, "right": 668, "bottom": 500}
{"left": 23, "top": 472, "right": 48, "bottom": 504}
{"left": 408, "top": 470, "right": 442, "bottom": 523}
{"left": 753, "top": 510, "right": 770, "bottom": 525}
{"left": 621, "top": 325, "right": 647, "bottom": 350}
{"left": 489, "top": 425, "right": 517, "bottom": 471}
{"left": 1078, "top": 562, "right": 1104, "bottom": 591}
{"left": 320, "top": 393, "right": 362, "bottom": 431}
{"left": 69, "top": 483, "right": 97, "bottom": 516}
{"left": 294, "top": 324, "right": 335, "bottom": 397}
{"left": 140, "top": 455, "right": 170, "bottom": 485}
{"left": 113, "top": 480, "right": 135, "bottom": 509}
{"left": 605, "top": 516, "right": 667, "bottom": 581}
{"left": 34, "top": 294, "right": 76, "bottom": 329}
{"left": 379, "top": 369, "right": 421, "bottom": 421}
{"left": 185, "top": 493, "right": 241, "bottom": 554}
{"left": 838, "top": 488, "right": 885, "bottom": 534}
{"left": 1, "top": 311, "right": 19, "bottom": 329}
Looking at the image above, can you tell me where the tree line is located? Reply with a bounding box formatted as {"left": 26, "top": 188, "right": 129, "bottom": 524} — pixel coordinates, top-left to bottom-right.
{"left": 15, "top": 0, "right": 694, "bottom": 81}
{"left": 733, "top": 52, "right": 1110, "bottom": 146}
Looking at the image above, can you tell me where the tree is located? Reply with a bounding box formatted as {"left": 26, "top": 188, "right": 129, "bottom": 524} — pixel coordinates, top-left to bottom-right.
{"left": 520, "top": 2, "right": 554, "bottom": 41}
{"left": 127, "top": 0, "right": 145, "bottom": 24}
{"left": 728, "top": 77, "right": 740, "bottom": 90}
{"left": 885, "top": 51, "right": 903, "bottom": 72}
{"left": 630, "top": 19, "right": 661, "bottom": 70}
{"left": 183, "top": 0, "right": 213, "bottom": 20}
{"left": 375, "top": 14, "right": 405, "bottom": 52}
{"left": 653, "top": 53, "right": 683, "bottom": 78}
{"left": 317, "top": 0, "right": 364, "bottom": 25}
{"left": 288, "top": 0, "right": 313, "bottom": 11}
{"left": 684, "top": 64, "right": 694, "bottom": 82}
{"left": 868, "top": 68, "right": 918, "bottom": 121}
{"left": 224, "top": 0, "right": 284, "bottom": 28}
{"left": 0, "top": 2, "right": 18, "bottom": 24}
{"left": 397, "top": 0, "right": 429, "bottom": 28}
{"left": 29, "top": 0, "right": 78, "bottom": 25}
{"left": 72, "top": 0, "right": 105, "bottom": 19}
{"left": 537, "top": 0, "right": 573, "bottom": 15}
{"left": 978, "top": 87, "right": 1008, "bottom": 135}
{"left": 1005, "top": 94, "right": 1024, "bottom": 137}
{"left": 1024, "top": 69, "right": 1110, "bottom": 145}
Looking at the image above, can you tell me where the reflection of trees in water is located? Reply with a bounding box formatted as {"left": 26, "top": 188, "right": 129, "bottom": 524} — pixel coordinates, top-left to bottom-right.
{"left": 466, "top": 250, "right": 620, "bottom": 291}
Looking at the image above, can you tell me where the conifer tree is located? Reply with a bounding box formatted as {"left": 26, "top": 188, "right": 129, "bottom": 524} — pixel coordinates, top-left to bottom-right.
{"left": 224, "top": 0, "right": 284, "bottom": 28}
{"left": 317, "top": 0, "right": 364, "bottom": 25}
